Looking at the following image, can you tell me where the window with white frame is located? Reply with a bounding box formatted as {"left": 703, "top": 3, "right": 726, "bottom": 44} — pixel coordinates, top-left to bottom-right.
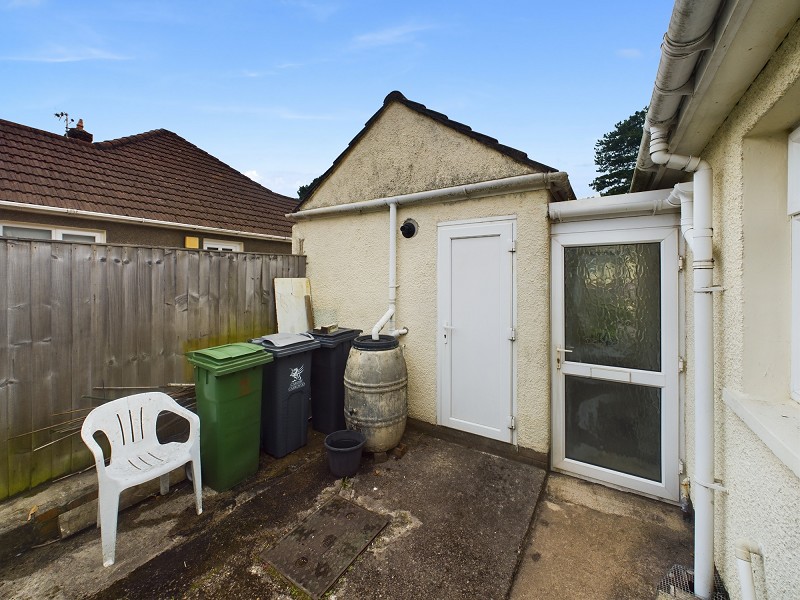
{"left": 789, "top": 126, "right": 800, "bottom": 402}
{"left": 203, "top": 239, "right": 243, "bottom": 252}
{"left": 0, "top": 222, "right": 105, "bottom": 243}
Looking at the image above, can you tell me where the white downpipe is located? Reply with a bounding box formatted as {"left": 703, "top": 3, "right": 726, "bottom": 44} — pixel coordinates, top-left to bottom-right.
{"left": 371, "top": 306, "right": 394, "bottom": 339}
{"left": 666, "top": 182, "right": 696, "bottom": 252}
{"left": 735, "top": 539, "right": 762, "bottom": 600}
{"left": 371, "top": 201, "right": 407, "bottom": 340}
{"left": 650, "top": 125, "right": 717, "bottom": 600}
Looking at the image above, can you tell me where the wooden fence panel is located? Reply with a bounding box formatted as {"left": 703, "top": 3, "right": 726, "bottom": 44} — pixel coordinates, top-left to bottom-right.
{"left": 49, "top": 243, "right": 74, "bottom": 478}
{"left": 0, "top": 240, "right": 305, "bottom": 500}
{"left": 7, "top": 241, "right": 32, "bottom": 496}
{"left": 30, "top": 242, "right": 53, "bottom": 488}
{"left": 150, "top": 248, "right": 167, "bottom": 391}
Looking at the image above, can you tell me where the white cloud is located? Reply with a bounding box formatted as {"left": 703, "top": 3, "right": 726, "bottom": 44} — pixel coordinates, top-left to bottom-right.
{"left": 1, "top": 46, "right": 130, "bottom": 62}
{"left": 616, "top": 48, "right": 643, "bottom": 59}
{"left": 244, "top": 170, "right": 263, "bottom": 183}
{"left": 352, "top": 23, "right": 434, "bottom": 49}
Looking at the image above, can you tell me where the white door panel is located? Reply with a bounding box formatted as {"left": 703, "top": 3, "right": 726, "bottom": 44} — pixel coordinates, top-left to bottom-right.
{"left": 438, "top": 219, "right": 514, "bottom": 442}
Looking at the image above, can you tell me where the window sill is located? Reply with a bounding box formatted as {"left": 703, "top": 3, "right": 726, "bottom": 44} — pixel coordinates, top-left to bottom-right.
{"left": 723, "top": 388, "right": 800, "bottom": 479}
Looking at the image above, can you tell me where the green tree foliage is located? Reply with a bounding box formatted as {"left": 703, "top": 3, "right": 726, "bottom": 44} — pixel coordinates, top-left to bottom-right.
{"left": 297, "top": 176, "right": 321, "bottom": 201}
{"left": 590, "top": 108, "right": 647, "bottom": 196}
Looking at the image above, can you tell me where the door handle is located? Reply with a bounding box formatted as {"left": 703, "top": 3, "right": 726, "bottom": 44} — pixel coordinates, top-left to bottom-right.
{"left": 556, "top": 347, "right": 573, "bottom": 370}
{"left": 443, "top": 323, "right": 454, "bottom": 344}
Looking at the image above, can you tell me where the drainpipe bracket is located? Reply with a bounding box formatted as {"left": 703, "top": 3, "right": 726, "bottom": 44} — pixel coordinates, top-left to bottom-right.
{"left": 662, "top": 27, "right": 715, "bottom": 59}
{"left": 654, "top": 78, "right": 696, "bottom": 96}
{"left": 693, "top": 477, "right": 727, "bottom": 493}
{"left": 694, "top": 285, "right": 724, "bottom": 293}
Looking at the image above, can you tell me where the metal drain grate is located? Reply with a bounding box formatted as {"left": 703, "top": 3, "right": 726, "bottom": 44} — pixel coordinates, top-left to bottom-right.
{"left": 656, "top": 565, "right": 729, "bottom": 599}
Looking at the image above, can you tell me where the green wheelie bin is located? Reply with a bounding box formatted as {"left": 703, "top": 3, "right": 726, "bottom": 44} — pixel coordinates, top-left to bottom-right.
{"left": 186, "top": 342, "right": 272, "bottom": 491}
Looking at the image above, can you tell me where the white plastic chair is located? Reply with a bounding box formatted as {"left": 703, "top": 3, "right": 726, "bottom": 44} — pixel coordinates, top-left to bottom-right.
{"left": 80, "top": 391, "right": 203, "bottom": 566}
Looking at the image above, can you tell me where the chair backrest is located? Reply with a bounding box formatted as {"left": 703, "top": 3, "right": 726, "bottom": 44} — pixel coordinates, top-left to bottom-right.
{"left": 81, "top": 392, "right": 179, "bottom": 462}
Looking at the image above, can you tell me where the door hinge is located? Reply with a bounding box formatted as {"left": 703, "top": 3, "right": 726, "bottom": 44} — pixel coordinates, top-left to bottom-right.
{"left": 678, "top": 356, "right": 686, "bottom": 373}
{"left": 508, "top": 416, "right": 516, "bottom": 431}
{"left": 508, "top": 239, "right": 516, "bottom": 253}
{"left": 508, "top": 328, "right": 516, "bottom": 341}
{"left": 678, "top": 255, "right": 685, "bottom": 271}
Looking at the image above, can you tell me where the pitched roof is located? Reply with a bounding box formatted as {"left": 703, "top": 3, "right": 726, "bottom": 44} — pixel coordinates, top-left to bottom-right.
{"left": 0, "top": 119, "right": 298, "bottom": 238}
{"left": 298, "top": 90, "right": 574, "bottom": 207}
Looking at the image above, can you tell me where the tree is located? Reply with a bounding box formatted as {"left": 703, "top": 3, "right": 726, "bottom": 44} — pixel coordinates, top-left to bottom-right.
{"left": 297, "top": 176, "right": 321, "bottom": 201}
{"left": 590, "top": 108, "right": 647, "bottom": 196}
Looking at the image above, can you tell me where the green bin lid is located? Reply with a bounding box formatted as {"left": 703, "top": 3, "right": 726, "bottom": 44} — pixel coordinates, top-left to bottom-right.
{"left": 186, "top": 342, "right": 272, "bottom": 376}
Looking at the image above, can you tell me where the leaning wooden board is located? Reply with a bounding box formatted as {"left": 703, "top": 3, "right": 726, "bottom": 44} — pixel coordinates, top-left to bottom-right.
{"left": 274, "top": 277, "right": 314, "bottom": 333}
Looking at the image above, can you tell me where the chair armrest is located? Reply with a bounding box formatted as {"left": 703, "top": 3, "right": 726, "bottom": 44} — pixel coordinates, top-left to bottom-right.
{"left": 164, "top": 400, "right": 201, "bottom": 438}
{"left": 80, "top": 421, "right": 108, "bottom": 473}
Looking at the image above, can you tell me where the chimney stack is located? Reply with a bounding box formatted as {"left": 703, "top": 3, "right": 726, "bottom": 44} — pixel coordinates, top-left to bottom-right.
{"left": 66, "top": 119, "right": 93, "bottom": 143}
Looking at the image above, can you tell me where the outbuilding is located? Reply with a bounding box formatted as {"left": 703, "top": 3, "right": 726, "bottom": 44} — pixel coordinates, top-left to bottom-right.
{"left": 292, "top": 91, "right": 574, "bottom": 466}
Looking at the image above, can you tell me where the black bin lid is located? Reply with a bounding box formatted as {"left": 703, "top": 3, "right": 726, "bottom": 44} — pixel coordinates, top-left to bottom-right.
{"left": 309, "top": 327, "right": 363, "bottom": 348}
{"left": 249, "top": 332, "right": 320, "bottom": 358}
{"left": 352, "top": 334, "right": 399, "bottom": 351}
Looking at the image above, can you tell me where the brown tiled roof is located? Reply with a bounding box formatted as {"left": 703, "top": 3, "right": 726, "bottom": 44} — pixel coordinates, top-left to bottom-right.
{"left": 0, "top": 119, "right": 298, "bottom": 238}
{"left": 298, "top": 90, "right": 575, "bottom": 208}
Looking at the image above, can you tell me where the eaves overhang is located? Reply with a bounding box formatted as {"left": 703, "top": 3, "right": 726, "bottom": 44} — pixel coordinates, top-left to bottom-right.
{"left": 631, "top": 0, "right": 800, "bottom": 192}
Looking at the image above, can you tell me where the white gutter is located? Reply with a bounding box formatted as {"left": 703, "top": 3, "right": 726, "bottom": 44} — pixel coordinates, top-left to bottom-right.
{"left": 0, "top": 200, "right": 291, "bottom": 242}
{"left": 735, "top": 539, "right": 762, "bottom": 600}
{"left": 291, "top": 172, "right": 568, "bottom": 341}
{"left": 288, "top": 172, "right": 570, "bottom": 221}
{"left": 635, "top": 0, "right": 723, "bottom": 175}
{"left": 548, "top": 188, "right": 677, "bottom": 221}
{"left": 649, "top": 124, "right": 719, "bottom": 600}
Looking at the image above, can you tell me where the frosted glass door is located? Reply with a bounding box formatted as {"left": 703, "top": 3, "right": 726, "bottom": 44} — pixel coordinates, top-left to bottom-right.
{"left": 552, "top": 224, "right": 678, "bottom": 501}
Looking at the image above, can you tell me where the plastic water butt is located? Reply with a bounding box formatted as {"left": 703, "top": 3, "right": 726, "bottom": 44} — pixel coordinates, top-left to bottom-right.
{"left": 324, "top": 430, "right": 366, "bottom": 477}
{"left": 344, "top": 334, "right": 408, "bottom": 453}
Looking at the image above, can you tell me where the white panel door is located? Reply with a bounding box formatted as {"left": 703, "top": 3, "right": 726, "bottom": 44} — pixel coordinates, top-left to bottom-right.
{"left": 551, "top": 222, "right": 679, "bottom": 501}
{"left": 438, "top": 218, "right": 514, "bottom": 442}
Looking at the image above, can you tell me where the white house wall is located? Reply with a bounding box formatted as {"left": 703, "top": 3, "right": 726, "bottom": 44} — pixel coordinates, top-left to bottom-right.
{"left": 294, "top": 101, "right": 554, "bottom": 454}
{"left": 690, "top": 20, "right": 800, "bottom": 598}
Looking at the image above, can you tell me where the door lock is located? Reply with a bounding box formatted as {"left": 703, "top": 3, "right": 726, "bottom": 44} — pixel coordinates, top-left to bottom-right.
{"left": 555, "top": 347, "right": 573, "bottom": 370}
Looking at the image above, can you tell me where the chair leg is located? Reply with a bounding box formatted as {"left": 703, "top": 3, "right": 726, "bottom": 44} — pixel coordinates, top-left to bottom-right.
{"left": 190, "top": 459, "right": 203, "bottom": 515}
{"left": 159, "top": 473, "right": 170, "bottom": 496}
{"left": 189, "top": 440, "right": 203, "bottom": 515}
{"left": 98, "top": 486, "right": 120, "bottom": 567}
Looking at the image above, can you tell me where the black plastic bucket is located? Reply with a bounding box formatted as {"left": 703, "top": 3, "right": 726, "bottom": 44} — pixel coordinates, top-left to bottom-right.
{"left": 324, "top": 430, "right": 366, "bottom": 477}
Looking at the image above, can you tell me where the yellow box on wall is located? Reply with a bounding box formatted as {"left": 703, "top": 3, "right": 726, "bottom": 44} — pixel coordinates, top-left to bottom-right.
{"left": 185, "top": 236, "right": 200, "bottom": 249}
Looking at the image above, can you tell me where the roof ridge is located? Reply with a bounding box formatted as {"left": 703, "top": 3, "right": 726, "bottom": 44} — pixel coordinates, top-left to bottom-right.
{"left": 297, "top": 90, "right": 570, "bottom": 207}
{"left": 383, "top": 91, "right": 552, "bottom": 171}
{"left": 93, "top": 128, "right": 173, "bottom": 149}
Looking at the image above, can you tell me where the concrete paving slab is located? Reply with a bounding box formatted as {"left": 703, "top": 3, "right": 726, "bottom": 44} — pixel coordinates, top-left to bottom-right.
{"left": 510, "top": 473, "right": 693, "bottom": 600}
{"left": 0, "top": 428, "right": 546, "bottom": 600}
{"left": 328, "top": 429, "right": 546, "bottom": 599}
{"left": 0, "top": 428, "right": 690, "bottom": 600}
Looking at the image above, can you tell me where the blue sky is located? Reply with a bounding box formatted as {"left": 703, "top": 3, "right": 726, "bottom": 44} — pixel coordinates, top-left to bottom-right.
{"left": 1, "top": 0, "right": 674, "bottom": 199}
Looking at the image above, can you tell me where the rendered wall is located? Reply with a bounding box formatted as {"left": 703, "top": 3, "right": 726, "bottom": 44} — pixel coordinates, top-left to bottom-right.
{"left": 689, "top": 20, "right": 800, "bottom": 599}
{"left": 294, "top": 101, "right": 553, "bottom": 454}
{"left": 0, "top": 208, "right": 291, "bottom": 254}
{"left": 304, "top": 102, "right": 544, "bottom": 210}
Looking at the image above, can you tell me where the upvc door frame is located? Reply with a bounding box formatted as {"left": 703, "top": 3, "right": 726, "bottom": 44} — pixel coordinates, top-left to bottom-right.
{"left": 551, "top": 214, "right": 680, "bottom": 501}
